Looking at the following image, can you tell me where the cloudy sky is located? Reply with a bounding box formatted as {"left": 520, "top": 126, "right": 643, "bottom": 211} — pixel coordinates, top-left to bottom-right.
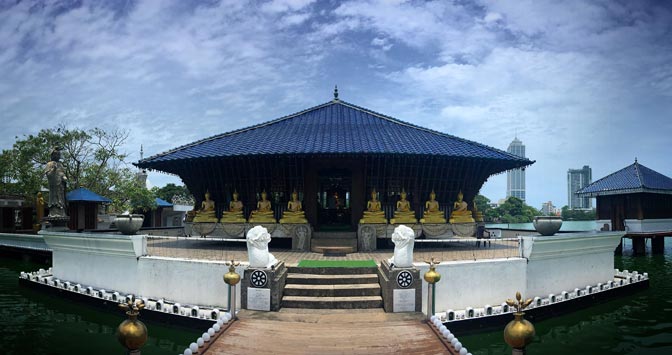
{"left": 1, "top": 0, "right": 671, "bottom": 209}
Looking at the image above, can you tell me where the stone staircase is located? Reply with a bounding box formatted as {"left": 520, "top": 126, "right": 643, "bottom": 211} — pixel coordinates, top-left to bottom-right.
{"left": 281, "top": 266, "right": 383, "bottom": 309}
{"left": 310, "top": 231, "right": 358, "bottom": 254}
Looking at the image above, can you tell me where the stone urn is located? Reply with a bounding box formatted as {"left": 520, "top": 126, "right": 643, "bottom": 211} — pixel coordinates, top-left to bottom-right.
{"left": 532, "top": 216, "right": 562, "bottom": 236}
{"left": 115, "top": 214, "right": 144, "bottom": 235}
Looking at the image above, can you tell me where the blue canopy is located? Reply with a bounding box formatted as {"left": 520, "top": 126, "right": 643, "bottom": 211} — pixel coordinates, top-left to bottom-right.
{"left": 155, "top": 197, "right": 173, "bottom": 208}
{"left": 66, "top": 187, "right": 112, "bottom": 203}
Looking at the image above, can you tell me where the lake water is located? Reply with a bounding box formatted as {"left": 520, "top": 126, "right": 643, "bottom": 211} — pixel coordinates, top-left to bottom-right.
{"left": 0, "top": 257, "right": 201, "bottom": 355}
{"left": 486, "top": 220, "right": 596, "bottom": 232}
{"left": 460, "top": 237, "right": 672, "bottom": 355}
{"left": 1, "top": 236, "right": 670, "bottom": 354}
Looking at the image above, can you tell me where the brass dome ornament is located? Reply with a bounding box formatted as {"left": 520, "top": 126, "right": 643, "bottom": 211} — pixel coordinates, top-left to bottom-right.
{"left": 116, "top": 299, "right": 148, "bottom": 354}
{"left": 224, "top": 260, "right": 241, "bottom": 320}
{"left": 423, "top": 257, "right": 441, "bottom": 320}
{"left": 224, "top": 260, "right": 241, "bottom": 286}
{"left": 423, "top": 257, "right": 441, "bottom": 284}
{"left": 503, "top": 291, "right": 536, "bottom": 354}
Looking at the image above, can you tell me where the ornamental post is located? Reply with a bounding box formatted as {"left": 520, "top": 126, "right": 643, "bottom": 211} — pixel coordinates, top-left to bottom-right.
{"left": 223, "top": 260, "right": 241, "bottom": 320}
{"left": 423, "top": 257, "right": 441, "bottom": 320}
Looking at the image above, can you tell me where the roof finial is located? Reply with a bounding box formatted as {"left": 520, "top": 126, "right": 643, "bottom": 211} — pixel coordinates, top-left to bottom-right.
{"left": 333, "top": 85, "right": 339, "bottom": 101}
{"left": 140, "top": 145, "right": 144, "bottom": 160}
{"left": 635, "top": 157, "right": 638, "bottom": 164}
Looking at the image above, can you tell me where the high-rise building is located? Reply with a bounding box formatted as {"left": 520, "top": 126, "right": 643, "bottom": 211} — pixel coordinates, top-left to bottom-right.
{"left": 506, "top": 137, "right": 526, "bottom": 202}
{"left": 541, "top": 201, "right": 558, "bottom": 216}
{"left": 568, "top": 165, "right": 592, "bottom": 209}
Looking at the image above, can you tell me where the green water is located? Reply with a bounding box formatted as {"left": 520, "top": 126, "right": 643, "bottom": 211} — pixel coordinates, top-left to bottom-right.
{"left": 0, "top": 258, "right": 201, "bottom": 355}
{"left": 461, "top": 237, "right": 672, "bottom": 355}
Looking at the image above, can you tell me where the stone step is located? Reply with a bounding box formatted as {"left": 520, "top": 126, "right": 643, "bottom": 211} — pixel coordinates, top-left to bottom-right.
{"left": 286, "top": 273, "right": 380, "bottom": 285}
{"left": 281, "top": 295, "right": 383, "bottom": 309}
{"left": 310, "top": 237, "right": 358, "bottom": 253}
{"left": 284, "top": 283, "right": 381, "bottom": 297}
{"left": 287, "top": 267, "right": 379, "bottom": 275}
{"left": 312, "top": 232, "right": 357, "bottom": 239}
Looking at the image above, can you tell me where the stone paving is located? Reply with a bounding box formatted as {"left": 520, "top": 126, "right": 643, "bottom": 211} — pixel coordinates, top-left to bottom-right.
{"left": 146, "top": 236, "right": 520, "bottom": 264}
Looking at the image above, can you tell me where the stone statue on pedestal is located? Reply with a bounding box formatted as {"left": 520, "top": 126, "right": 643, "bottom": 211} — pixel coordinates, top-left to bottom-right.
{"left": 44, "top": 147, "right": 67, "bottom": 218}
{"left": 246, "top": 225, "right": 277, "bottom": 268}
{"left": 389, "top": 225, "right": 415, "bottom": 268}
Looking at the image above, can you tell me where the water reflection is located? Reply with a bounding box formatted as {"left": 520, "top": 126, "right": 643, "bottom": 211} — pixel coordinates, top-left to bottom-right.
{"left": 0, "top": 258, "right": 201, "bottom": 355}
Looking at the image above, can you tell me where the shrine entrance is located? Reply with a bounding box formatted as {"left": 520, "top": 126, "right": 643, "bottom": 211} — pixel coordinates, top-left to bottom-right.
{"left": 316, "top": 169, "right": 352, "bottom": 231}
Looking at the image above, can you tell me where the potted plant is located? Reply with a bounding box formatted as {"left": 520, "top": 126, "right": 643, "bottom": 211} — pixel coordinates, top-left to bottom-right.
{"left": 111, "top": 177, "right": 156, "bottom": 235}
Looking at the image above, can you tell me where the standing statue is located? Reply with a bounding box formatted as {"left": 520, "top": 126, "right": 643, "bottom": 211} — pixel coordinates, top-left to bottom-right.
{"left": 44, "top": 147, "right": 67, "bottom": 217}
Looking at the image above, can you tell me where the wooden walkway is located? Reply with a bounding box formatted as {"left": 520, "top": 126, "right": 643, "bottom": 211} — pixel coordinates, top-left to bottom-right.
{"left": 204, "top": 309, "right": 454, "bottom": 355}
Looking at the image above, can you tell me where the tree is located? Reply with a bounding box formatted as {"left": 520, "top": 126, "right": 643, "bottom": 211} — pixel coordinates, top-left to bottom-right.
{"left": 0, "top": 125, "right": 155, "bottom": 212}
{"left": 561, "top": 206, "right": 596, "bottom": 220}
{"left": 153, "top": 183, "right": 191, "bottom": 203}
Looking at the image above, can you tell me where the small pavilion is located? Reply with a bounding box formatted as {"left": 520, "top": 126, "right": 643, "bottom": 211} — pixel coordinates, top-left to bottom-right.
{"left": 66, "top": 187, "right": 111, "bottom": 230}
{"left": 577, "top": 160, "right": 672, "bottom": 254}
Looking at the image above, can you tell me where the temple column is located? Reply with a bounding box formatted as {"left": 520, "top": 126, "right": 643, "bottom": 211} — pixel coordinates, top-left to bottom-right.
{"left": 652, "top": 236, "right": 665, "bottom": 254}
{"left": 632, "top": 237, "right": 646, "bottom": 256}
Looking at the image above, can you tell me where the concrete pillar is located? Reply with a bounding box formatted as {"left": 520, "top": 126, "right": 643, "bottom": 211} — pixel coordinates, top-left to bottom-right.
{"left": 652, "top": 236, "right": 665, "bottom": 255}
{"left": 632, "top": 238, "right": 646, "bottom": 256}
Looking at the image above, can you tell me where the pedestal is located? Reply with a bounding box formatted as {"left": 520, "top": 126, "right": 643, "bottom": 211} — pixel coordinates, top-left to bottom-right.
{"left": 42, "top": 216, "right": 70, "bottom": 232}
{"left": 378, "top": 259, "right": 421, "bottom": 313}
{"left": 451, "top": 222, "right": 476, "bottom": 237}
{"left": 275, "top": 224, "right": 312, "bottom": 251}
{"left": 420, "top": 223, "right": 452, "bottom": 239}
{"left": 241, "top": 261, "right": 287, "bottom": 311}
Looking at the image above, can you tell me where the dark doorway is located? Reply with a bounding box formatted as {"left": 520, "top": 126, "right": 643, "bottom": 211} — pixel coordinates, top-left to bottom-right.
{"left": 317, "top": 169, "right": 352, "bottom": 231}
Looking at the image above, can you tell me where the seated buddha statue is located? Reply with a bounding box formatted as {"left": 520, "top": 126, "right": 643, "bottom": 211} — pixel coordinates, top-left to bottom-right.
{"left": 360, "top": 188, "right": 387, "bottom": 224}
{"left": 390, "top": 189, "right": 417, "bottom": 224}
{"left": 472, "top": 201, "right": 484, "bottom": 222}
{"left": 420, "top": 190, "right": 446, "bottom": 224}
{"left": 249, "top": 190, "right": 276, "bottom": 223}
{"left": 220, "top": 190, "right": 246, "bottom": 223}
{"left": 279, "top": 190, "right": 308, "bottom": 224}
{"left": 193, "top": 190, "right": 218, "bottom": 223}
{"left": 449, "top": 190, "right": 475, "bottom": 224}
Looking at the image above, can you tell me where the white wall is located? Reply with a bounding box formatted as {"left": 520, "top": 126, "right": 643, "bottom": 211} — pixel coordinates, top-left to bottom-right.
{"left": 0, "top": 233, "right": 49, "bottom": 250}
{"left": 40, "top": 231, "right": 240, "bottom": 309}
{"left": 416, "top": 258, "right": 527, "bottom": 311}
{"left": 625, "top": 218, "right": 672, "bottom": 233}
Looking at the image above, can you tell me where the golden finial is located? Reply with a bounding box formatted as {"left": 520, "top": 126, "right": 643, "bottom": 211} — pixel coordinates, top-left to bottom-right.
{"left": 423, "top": 257, "right": 441, "bottom": 284}
{"left": 503, "top": 291, "right": 536, "bottom": 350}
{"left": 224, "top": 260, "right": 241, "bottom": 286}
{"left": 116, "top": 299, "right": 148, "bottom": 352}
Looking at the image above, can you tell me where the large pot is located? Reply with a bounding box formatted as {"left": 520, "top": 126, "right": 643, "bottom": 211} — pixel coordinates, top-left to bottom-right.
{"left": 115, "top": 214, "right": 145, "bottom": 235}
{"left": 533, "top": 216, "right": 563, "bottom": 236}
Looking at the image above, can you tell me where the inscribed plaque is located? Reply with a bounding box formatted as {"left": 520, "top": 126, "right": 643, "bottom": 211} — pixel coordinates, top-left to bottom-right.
{"left": 247, "top": 288, "right": 271, "bottom": 311}
{"left": 393, "top": 289, "right": 416, "bottom": 312}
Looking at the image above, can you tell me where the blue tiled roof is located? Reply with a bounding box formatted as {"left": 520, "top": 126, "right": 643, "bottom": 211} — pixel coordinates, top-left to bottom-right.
{"left": 66, "top": 187, "right": 112, "bottom": 203}
{"left": 155, "top": 197, "right": 173, "bottom": 207}
{"left": 577, "top": 161, "right": 672, "bottom": 196}
{"left": 138, "top": 100, "right": 531, "bottom": 166}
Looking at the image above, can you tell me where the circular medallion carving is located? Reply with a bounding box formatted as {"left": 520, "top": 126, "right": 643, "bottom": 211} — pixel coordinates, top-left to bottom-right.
{"left": 250, "top": 270, "right": 268, "bottom": 288}
{"left": 397, "top": 270, "right": 413, "bottom": 288}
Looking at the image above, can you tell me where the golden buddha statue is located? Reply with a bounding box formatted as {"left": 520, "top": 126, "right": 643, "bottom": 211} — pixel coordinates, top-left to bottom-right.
{"left": 420, "top": 190, "right": 446, "bottom": 224}
{"left": 449, "top": 190, "right": 475, "bottom": 224}
{"left": 193, "top": 190, "right": 218, "bottom": 222}
{"left": 360, "top": 188, "right": 387, "bottom": 224}
{"left": 220, "top": 190, "right": 246, "bottom": 223}
{"left": 279, "top": 189, "right": 308, "bottom": 224}
{"left": 390, "top": 189, "right": 417, "bottom": 224}
{"left": 472, "top": 201, "right": 484, "bottom": 222}
{"left": 249, "top": 190, "right": 276, "bottom": 223}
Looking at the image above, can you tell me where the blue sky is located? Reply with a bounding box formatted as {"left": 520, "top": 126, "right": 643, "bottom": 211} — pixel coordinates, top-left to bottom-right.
{"left": 1, "top": 0, "right": 671, "bottom": 209}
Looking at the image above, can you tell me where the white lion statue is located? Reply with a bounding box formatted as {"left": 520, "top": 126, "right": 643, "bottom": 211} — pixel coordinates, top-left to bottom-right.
{"left": 389, "top": 225, "right": 415, "bottom": 268}
{"left": 246, "top": 225, "right": 277, "bottom": 268}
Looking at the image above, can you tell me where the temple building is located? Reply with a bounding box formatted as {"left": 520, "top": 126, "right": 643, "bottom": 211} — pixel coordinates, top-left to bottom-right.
{"left": 577, "top": 159, "right": 672, "bottom": 254}
{"left": 137, "top": 91, "right": 533, "bottom": 234}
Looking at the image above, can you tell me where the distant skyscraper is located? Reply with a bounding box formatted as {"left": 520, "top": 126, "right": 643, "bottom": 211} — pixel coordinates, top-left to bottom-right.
{"left": 568, "top": 165, "right": 592, "bottom": 209}
{"left": 506, "top": 137, "right": 526, "bottom": 202}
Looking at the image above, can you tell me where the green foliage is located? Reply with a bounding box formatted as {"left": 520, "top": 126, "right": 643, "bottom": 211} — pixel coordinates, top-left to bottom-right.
{"left": 110, "top": 174, "right": 156, "bottom": 213}
{"left": 152, "top": 183, "right": 191, "bottom": 203}
{"left": 476, "top": 195, "right": 542, "bottom": 223}
{"left": 0, "top": 124, "right": 156, "bottom": 212}
{"left": 560, "top": 206, "right": 596, "bottom": 220}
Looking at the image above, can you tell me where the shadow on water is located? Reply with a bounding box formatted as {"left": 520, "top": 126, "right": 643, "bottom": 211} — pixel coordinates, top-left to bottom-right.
{"left": 0, "top": 258, "right": 201, "bottom": 355}
{"left": 460, "top": 237, "right": 672, "bottom": 355}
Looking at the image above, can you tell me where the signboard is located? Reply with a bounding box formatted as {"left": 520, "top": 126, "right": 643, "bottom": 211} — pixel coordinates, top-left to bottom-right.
{"left": 393, "top": 289, "right": 416, "bottom": 312}
{"left": 247, "top": 288, "right": 271, "bottom": 311}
